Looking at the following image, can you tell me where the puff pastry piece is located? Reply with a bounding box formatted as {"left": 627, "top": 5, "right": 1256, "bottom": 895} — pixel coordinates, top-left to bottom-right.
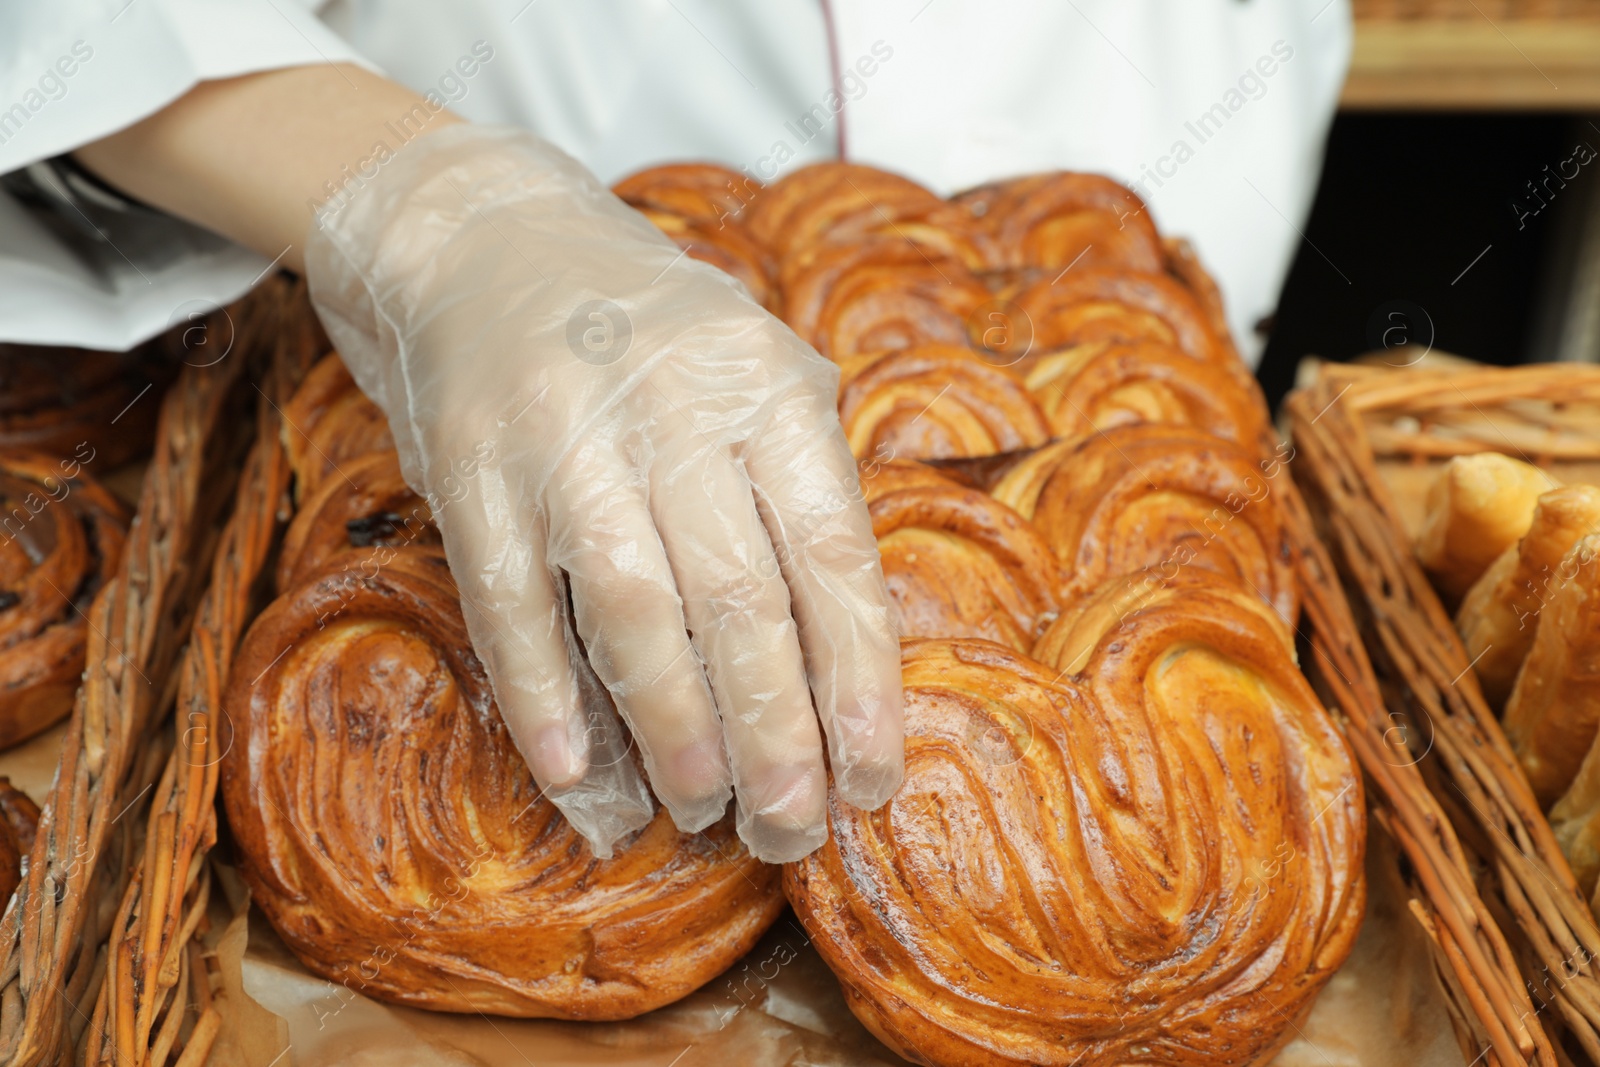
{"left": 746, "top": 162, "right": 983, "bottom": 263}
{"left": 275, "top": 450, "right": 438, "bottom": 593}
{"left": 1024, "top": 340, "right": 1263, "bottom": 444}
{"left": 868, "top": 471, "right": 1063, "bottom": 651}
{"left": 0, "top": 450, "right": 130, "bottom": 748}
{"left": 1458, "top": 485, "right": 1600, "bottom": 708}
{"left": 838, "top": 344, "right": 1050, "bottom": 462}
{"left": 630, "top": 205, "right": 776, "bottom": 310}
{"left": 611, "top": 162, "right": 762, "bottom": 224}
{"left": 991, "top": 426, "right": 1297, "bottom": 623}
{"left": 956, "top": 171, "right": 1164, "bottom": 275}
{"left": 981, "top": 270, "right": 1232, "bottom": 375}
{"left": 781, "top": 238, "right": 990, "bottom": 363}
{"left": 222, "top": 547, "right": 783, "bottom": 1017}
{"left": 1416, "top": 453, "right": 1559, "bottom": 606}
{"left": 1504, "top": 533, "right": 1600, "bottom": 809}
{"left": 787, "top": 613, "right": 1363, "bottom": 1066}
{"left": 280, "top": 353, "right": 396, "bottom": 498}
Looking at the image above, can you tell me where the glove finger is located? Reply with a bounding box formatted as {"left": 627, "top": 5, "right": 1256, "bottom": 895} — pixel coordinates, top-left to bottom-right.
{"left": 545, "top": 441, "right": 733, "bottom": 831}
{"left": 650, "top": 430, "right": 827, "bottom": 863}
{"left": 436, "top": 456, "right": 653, "bottom": 855}
{"left": 746, "top": 388, "right": 904, "bottom": 811}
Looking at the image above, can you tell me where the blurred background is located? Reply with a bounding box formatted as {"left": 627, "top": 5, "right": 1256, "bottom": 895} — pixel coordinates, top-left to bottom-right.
{"left": 1259, "top": 0, "right": 1600, "bottom": 408}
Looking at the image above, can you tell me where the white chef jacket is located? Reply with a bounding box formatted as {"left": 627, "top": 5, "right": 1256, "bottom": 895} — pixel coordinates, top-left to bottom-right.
{"left": 0, "top": 0, "right": 1351, "bottom": 364}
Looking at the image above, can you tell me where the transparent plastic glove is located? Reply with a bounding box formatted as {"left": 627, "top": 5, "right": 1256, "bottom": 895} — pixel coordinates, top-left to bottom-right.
{"left": 304, "top": 125, "right": 903, "bottom": 862}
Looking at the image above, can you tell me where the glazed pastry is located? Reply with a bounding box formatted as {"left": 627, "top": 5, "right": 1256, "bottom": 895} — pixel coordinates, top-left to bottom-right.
{"left": 991, "top": 425, "right": 1298, "bottom": 623}
{"left": 1162, "top": 236, "right": 1236, "bottom": 352}
{"left": 0, "top": 778, "right": 41, "bottom": 906}
{"left": 838, "top": 344, "right": 1050, "bottom": 462}
{"left": 0, "top": 345, "right": 166, "bottom": 469}
{"left": 984, "top": 270, "right": 1231, "bottom": 375}
{"left": 630, "top": 205, "right": 776, "bottom": 310}
{"left": 867, "top": 472, "right": 1062, "bottom": 650}
{"left": 1024, "top": 340, "right": 1263, "bottom": 444}
{"left": 1503, "top": 533, "right": 1600, "bottom": 808}
{"left": 859, "top": 458, "right": 965, "bottom": 502}
{"left": 275, "top": 450, "right": 438, "bottom": 593}
{"left": 788, "top": 623, "right": 1363, "bottom": 1067}
{"left": 749, "top": 162, "right": 989, "bottom": 268}
{"left": 780, "top": 238, "right": 990, "bottom": 362}
{"left": 280, "top": 353, "right": 395, "bottom": 498}
{"left": 0, "top": 450, "right": 130, "bottom": 749}
{"left": 1416, "top": 453, "right": 1559, "bottom": 605}
{"left": 221, "top": 547, "right": 782, "bottom": 1017}
{"left": 611, "top": 162, "right": 762, "bottom": 224}
{"left": 1457, "top": 485, "right": 1600, "bottom": 709}
{"left": 956, "top": 172, "right": 1164, "bottom": 275}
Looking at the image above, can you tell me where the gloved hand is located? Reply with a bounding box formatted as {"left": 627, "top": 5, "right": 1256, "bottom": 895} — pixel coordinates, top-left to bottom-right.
{"left": 304, "top": 124, "right": 903, "bottom": 862}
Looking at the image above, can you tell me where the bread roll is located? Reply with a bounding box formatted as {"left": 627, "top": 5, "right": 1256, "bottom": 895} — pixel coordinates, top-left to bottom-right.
{"left": 786, "top": 588, "right": 1363, "bottom": 1066}
{"left": 280, "top": 353, "right": 395, "bottom": 498}
{"left": 1416, "top": 453, "right": 1558, "bottom": 605}
{"left": 0, "top": 450, "right": 129, "bottom": 748}
{"left": 1505, "top": 532, "right": 1600, "bottom": 808}
{"left": 1458, "top": 486, "right": 1600, "bottom": 708}
{"left": 955, "top": 172, "right": 1164, "bottom": 274}
{"left": 990, "top": 425, "right": 1297, "bottom": 624}
{"left": 838, "top": 344, "right": 1049, "bottom": 461}
{"left": 222, "top": 546, "right": 783, "bottom": 1017}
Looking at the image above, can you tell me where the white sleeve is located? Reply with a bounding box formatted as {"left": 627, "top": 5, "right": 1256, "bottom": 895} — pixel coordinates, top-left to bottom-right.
{"left": 0, "top": 0, "right": 374, "bottom": 349}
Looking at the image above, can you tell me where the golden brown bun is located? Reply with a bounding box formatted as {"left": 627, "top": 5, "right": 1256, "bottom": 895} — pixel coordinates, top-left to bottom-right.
{"left": 859, "top": 458, "right": 965, "bottom": 502}
{"left": 956, "top": 172, "right": 1164, "bottom": 274}
{"left": 280, "top": 353, "right": 395, "bottom": 498}
{"left": 868, "top": 476, "right": 1063, "bottom": 651}
{"left": 780, "top": 238, "right": 989, "bottom": 363}
{"left": 1505, "top": 533, "right": 1600, "bottom": 810}
{"left": 0, "top": 450, "right": 130, "bottom": 749}
{"left": 787, "top": 624, "right": 1362, "bottom": 1067}
{"left": 1023, "top": 340, "right": 1263, "bottom": 444}
{"left": 0, "top": 778, "right": 40, "bottom": 906}
{"left": 611, "top": 162, "right": 762, "bottom": 224}
{"left": 990, "top": 426, "right": 1298, "bottom": 624}
{"left": 1162, "top": 236, "right": 1235, "bottom": 351}
{"left": 275, "top": 451, "right": 438, "bottom": 593}
{"left": 748, "top": 162, "right": 968, "bottom": 259}
{"left": 838, "top": 344, "right": 1050, "bottom": 462}
{"left": 221, "top": 546, "right": 783, "bottom": 1018}
{"left": 632, "top": 205, "right": 777, "bottom": 310}
{"left": 1416, "top": 453, "right": 1559, "bottom": 606}
{"left": 0, "top": 345, "right": 167, "bottom": 468}
{"left": 1457, "top": 485, "right": 1600, "bottom": 708}
{"left": 982, "top": 270, "right": 1232, "bottom": 376}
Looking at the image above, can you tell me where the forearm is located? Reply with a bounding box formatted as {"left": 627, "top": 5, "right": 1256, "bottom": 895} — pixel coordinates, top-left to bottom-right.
{"left": 73, "top": 64, "right": 462, "bottom": 274}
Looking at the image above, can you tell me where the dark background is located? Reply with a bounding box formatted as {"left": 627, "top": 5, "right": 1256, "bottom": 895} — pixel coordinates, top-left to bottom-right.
{"left": 1256, "top": 112, "right": 1594, "bottom": 410}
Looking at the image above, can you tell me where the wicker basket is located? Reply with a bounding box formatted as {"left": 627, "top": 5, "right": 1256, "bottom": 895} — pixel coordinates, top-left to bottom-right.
{"left": 0, "top": 282, "right": 290, "bottom": 1066}
{"left": 1353, "top": 0, "right": 1600, "bottom": 19}
{"left": 1287, "top": 360, "right": 1600, "bottom": 1066}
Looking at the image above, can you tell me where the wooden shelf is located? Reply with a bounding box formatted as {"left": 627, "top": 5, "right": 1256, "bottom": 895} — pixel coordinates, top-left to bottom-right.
{"left": 1344, "top": 19, "right": 1600, "bottom": 108}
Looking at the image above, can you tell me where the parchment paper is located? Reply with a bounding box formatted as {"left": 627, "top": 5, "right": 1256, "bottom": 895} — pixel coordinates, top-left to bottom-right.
{"left": 205, "top": 827, "right": 1466, "bottom": 1067}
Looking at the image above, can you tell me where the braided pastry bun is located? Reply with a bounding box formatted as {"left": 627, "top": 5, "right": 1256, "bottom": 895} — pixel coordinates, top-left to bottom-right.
{"left": 991, "top": 426, "right": 1297, "bottom": 623}
{"left": 746, "top": 162, "right": 985, "bottom": 265}
{"left": 865, "top": 463, "right": 1062, "bottom": 651}
{"left": 0, "top": 345, "right": 166, "bottom": 469}
{"left": 221, "top": 546, "right": 782, "bottom": 1017}
{"left": 0, "top": 450, "right": 130, "bottom": 748}
{"left": 1023, "top": 340, "right": 1263, "bottom": 444}
{"left": 275, "top": 450, "right": 438, "bottom": 593}
{"left": 838, "top": 344, "right": 1049, "bottom": 462}
{"left": 611, "top": 162, "right": 761, "bottom": 224}
{"left": 787, "top": 622, "right": 1363, "bottom": 1067}
{"left": 984, "top": 270, "right": 1231, "bottom": 375}
{"left": 280, "top": 353, "right": 395, "bottom": 498}
{"left": 614, "top": 165, "right": 775, "bottom": 309}
{"left": 956, "top": 172, "right": 1164, "bottom": 275}
{"left": 0, "top": 778, "right": 40, "bottom": 906}
{"left": 1415, "top": 453, "right": 1559, "bottom": 607}
{"left": 781, "top": 238, "right": 989, "bottom": 363}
